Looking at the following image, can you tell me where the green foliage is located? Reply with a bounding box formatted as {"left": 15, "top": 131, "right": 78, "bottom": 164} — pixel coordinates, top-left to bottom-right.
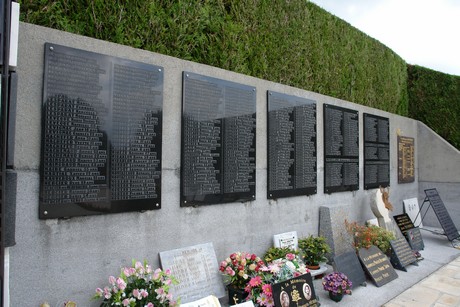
{"left": 263, "top": 246, "right": 297, "bottom": 263}
{"left": 345, "top": 220, "right": 396, "bottom": 255}
{"left": 19, "top": 0, "right": 408, "bottom": 115}
{"left": 298, "top": 235, "right": 331, "bottom": 266}
{"left": 408, "top": 65, "right": 460, "bottom": 149}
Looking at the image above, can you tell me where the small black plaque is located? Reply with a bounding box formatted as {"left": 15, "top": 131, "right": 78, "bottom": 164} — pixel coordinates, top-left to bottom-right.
{"left": 333, "top": 251, "right": 366, "bottom": 287}
{"left": 267, "top": 91, "right": 317, "bottom": 199}
{"left": 40, "top": 43, "right": 163, "bottom": 219}
{"left": 397, "top": 136, "right": 415, "bottom": 183}
{"left": 424, "top": 189, "right": 459, "bottom": 241}
{"left": 405, "top": 227, "right": 425, "bottom": 251}
{"left": 363, "top": 113, "right": 389, "bottom": 189}
{"left": 393, "top": 213, "right": 415, "bottom": 236}
{"left": 272, "top": 273, "right": 318, "bottom": 307}
{"left": 389, "top": 237, "right": 417, "bottom": 272}
{"left": 181, "top": 72, "right": 256, "bottom": 206}
{"left": 323, "top": 104, "right": 359, "bottom": 194}
{"left": 358, "top": 246, "right": 398, "bottom": 287}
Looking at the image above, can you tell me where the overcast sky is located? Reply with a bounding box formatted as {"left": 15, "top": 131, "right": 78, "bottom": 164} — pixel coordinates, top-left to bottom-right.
{"left": 310, "top": 0, "right": 460, "bottom": 76}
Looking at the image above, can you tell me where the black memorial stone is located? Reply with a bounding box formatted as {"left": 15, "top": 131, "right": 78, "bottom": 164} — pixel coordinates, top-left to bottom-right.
{"left": 405, "top": 227, "right": 425, "bottom": 251}
{"left": 389, "top": 237, "right": 418, "bottom": 272}
{"left": 272, "top": 273, "right": 318, "bottom": 307}
{"left": 363, "top": 113, "right": 390, "bottom": 189}
{"left": 424, "top": 189, "right": 460, "bottom": 241}
{"left": 393, "top": 213, "right": 416, "bottom": 236}
{"left": 40, "top": 43, "right": 163, "bottom": 219}
{"left": 323, "top": 104, "right": 359, "bottom": 193}
{"left": 333, "top": 251, "right": 366, "bottom": 287}
{"left": 358, "top": 245, "right": 398, "bottom": 287}
{"left": 267, "top": 91, "right": 317, "bottom": 199}
{"left": 181, "top": 72, "right": 256, "bottom": 206}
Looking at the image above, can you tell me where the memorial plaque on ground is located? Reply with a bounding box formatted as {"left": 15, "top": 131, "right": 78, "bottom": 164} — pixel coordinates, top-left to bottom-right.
{"left": 333, "top": 251, "right": 366, "bottom": 287}
{"left": 40, "top": 43, "right": 163, "bottom": 219}
{"left": 159, "top": 242, "right": 225, "bottom": 303}
{"left": 267, "top": 91, "right": 317, "bottom": 199}
{"left": 397, "top": 136, "right": 415, "bottom": 183}
{"left": 272, "top": 273, "right": 318, "bottom": 307}
{"left": 405, "top": 227, "right": 425, "bottom": 251}
{"left": 403, "top": 198, "right": 423, "bottom": 227}
{"left": 363, "top": 113, "right": 390, "bottom": 189}
{"left": 181, "top": 72, "right": 256, "bottom": 206}
{"left": 424, "top": 189, "right": 460, "bottom": 241}
{"left": 393, "top": 213, "right": 415, "bottom": 236}
{"left": 389, "top": 237, "right": 417, "bottom": 272}
{"left": 358, "top": 245, "right": 398, "bottom": 287}
{"left": 323, "top": 104, "right": 359, "bottom": 194}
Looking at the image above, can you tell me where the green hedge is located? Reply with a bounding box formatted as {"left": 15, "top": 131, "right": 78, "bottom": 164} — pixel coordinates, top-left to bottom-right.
{"left": 19, "top": 0, "right": 408, "bottom": 115}
{"left": 408, "top": 65, "right": 460, "bottom": 149}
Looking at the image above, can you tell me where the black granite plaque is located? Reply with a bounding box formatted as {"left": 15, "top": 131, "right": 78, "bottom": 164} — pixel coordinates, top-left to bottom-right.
{"left": 324, "top": 104, "right": 359, "bottom": 193}
{"left": 389, "top": 237, "right": 417, "bottom": 272}
{"left": 393, "top": 213, "right": 416, "bottom": 236}
{"left": 272, "top": 273, "right": 318, "bottom": 307}
{"left": 267, "top": 91, "right": 316, "bottom": 199}
{"left": 405, "top": 227, "right": 425, "bottom": 251}
{"left": 364, "top": 114, "right": 389, "bottom": 189}
{"left": 333, "top": 251, "right": 366, "bottom": 287}
{"left": 40, "top": 43, "right": 163, "bottom": 219}
{"left": 181, "top": 72, "right": 256, "bottom": 206}
{"left": 397, "top": 136, "right": 415, "bottom": 183}
{"left": 358, "top": 246, "right": 398, "bottom": 287}
{"left": 424, "top": 189, "right": 459, "bottom": 241}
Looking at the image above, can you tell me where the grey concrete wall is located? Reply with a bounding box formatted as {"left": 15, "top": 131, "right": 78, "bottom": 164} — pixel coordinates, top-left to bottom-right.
{"left": 9, "top": 22, "right": 421, "bottom": 306}
{"left": 417, "top": 122, "right": 460, "bottom": 229}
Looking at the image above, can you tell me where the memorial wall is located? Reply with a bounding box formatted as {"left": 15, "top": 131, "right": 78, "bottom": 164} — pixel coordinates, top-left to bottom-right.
{"left": 9, "top": 23, "right": 421, "bottom": 306}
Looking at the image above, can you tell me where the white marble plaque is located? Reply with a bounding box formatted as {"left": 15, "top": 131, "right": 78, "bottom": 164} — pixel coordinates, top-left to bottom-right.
{"left": 159, "top": 242, "right": 225, "bottom": 303}
{"left": 180, "top": 295, "right": 221, "bottom": 307}
{"left": 403, "top": 198, "right": 423, "bottom": 227}
{"left": 273, "top": 231, "right": 298, "bottom": 250}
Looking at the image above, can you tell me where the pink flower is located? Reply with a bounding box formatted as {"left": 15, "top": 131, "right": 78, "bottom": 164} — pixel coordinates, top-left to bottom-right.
{"left": 262, "top": 284, "right": 272, "bottom": 297}
{"left": 165, "top": 269, "right": 171, "bottom": 275}
{"left": 108, "top": 275, "right": 116, "bottom": 285}
{"left": 140, "top": 289, "right": 148, "bottom": 298}
{"left": 225, "top": 266, "right": 235, "bottom": 276}
{"left": 122, "top": 298, "right": 130, "bottom": 306}
{"left": 103, "top": 287, "right": 111, "bottom": 299}
{"left": 116, "top": 277, "right": 127, "bottom": 291}
{"left": 133, "top": 289, "right": 140, "bottom": 299}
{"left": 286, "top": 253, "right": 295, "bottom": 261}
{"left": 95, "top": 288, "right": 103, "bottom": 297}
{"left": 249, "top": 276, "right": 262, "bottom": 287}
{"left": 146, "top": 303, "right": 154, "bottom": 307}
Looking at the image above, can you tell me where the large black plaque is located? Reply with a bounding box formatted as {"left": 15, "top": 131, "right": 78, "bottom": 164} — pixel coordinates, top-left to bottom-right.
{"left": 40, "top": 43, "right": 163, "bottom": 219}
{"left": 405, "top": 227, "right": 425, "bottom": 251}
{"left": 358, "top": 246, "right": 398, "bottom": 287}
{"left": 181, "top": 72, "right": 256, "bottom": 206}
{"left": 267, "top": 91, "right": 316, "bottom": 199}
{"left": 333, "top": 251, "right": 366, "bottom": 287}
{"left": 324, "top": 104, "right": 359, "bottom": 193}
{"left": 364, "top": 113, "right": 389, "bottom": 189}
{"left": 272, "top": 273, "right": 318, "bottom": 307}
{"left": 389, "top": 237, "right": 417, "bottom": 272}
{"left": 424, "top": 189, "right": 460, "bottom": 241}
{"left": 393, "top": 213, "right": 415, "bottom": 236}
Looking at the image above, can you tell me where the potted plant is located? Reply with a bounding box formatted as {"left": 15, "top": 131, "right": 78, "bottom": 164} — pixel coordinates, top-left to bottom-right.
{"left": 298, "top": 235, "right": 331, "bottom": 269}
{"left": 345, "top": 220, "right": 396, "bottom": 255}
{"left": 219, "top": 252, "right": 264, "bottom": 304}
{"left": 263, "top": 246, "right": 298, "bottom": 263}
{"left": 93, "top": 259, "right": 180, "bottom": 307}
{"left": 322, "top": 272, "right": 352, "bottom": 302}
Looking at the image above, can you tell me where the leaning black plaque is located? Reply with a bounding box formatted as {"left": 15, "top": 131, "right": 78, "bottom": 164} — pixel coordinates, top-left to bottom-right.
{"left": 405, "top": 227, "right": 425, "bottom": 251}
{"left": 358, "top": 245, "right": 398, "bottom": 287}
{"left": 393, "top": 213, "right": 415, "bottom": 236}
{"left": 272, "top": 273, "right": 318, "bottom": 307}
{"left": 40, "top": 43, "right": 163, "bottom": 219}
{"left": 333, "top": 251, "right": 366, "bottom": 287}
{"left": 363, "top": 113, "right": 389, "bottom": 189}
{"left": 389, "top": 237, "right": 417, "bottom": 272}
{"left": 181, "top": 72, "right": 256, "bottom": 206}
{"left": 324, "top": 104, "right": 359, "bottom": 193}
{"left": 424, "top": 189, "right": 460, "bottom": 241}
{"left": 267, "top": 91, "right": 317, "bottom": 199}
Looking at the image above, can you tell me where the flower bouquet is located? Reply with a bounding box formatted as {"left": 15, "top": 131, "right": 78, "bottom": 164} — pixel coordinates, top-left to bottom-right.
{"left": 345, "top": 220, "right": 396, "bottom": 255}
{"left": 93, "top": 260, "right": 180, "bottom": 307}
{"left": 219, "top": 252, "right": 264, "bottom": 290}
{"left": 322, "top": 272, "right": 352, "bottom": 299}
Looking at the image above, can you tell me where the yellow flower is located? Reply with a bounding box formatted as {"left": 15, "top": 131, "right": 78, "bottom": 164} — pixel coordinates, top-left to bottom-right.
{"left": 249, "top": 263, "right": 257, "bottom": 271}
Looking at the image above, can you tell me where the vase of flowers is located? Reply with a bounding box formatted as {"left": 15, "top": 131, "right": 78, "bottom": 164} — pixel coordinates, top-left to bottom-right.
{"left": 93, "top": 259, "right": 180, "bottom": 307}
{"left": 322, "top": 272, "right": 352, "bottom": 303}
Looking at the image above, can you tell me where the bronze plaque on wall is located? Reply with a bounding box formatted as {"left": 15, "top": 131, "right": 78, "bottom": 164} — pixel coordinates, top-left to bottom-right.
{"left": 323, "top": 104, "right": 359, "bottom": 193}
{"left": 181, "top": 72, "right": 256, "bottom": 206}
{"left": 40, "top": 43, "right": 163, "bottom": 219}
{"left": 267, "top": 91, "right": 317, "bottom": 199}
{"left": 397, "top": 135, "right": 414, "bottom": 183}
{"left": 363, "top": 113, "right": 389, "bottom": 189}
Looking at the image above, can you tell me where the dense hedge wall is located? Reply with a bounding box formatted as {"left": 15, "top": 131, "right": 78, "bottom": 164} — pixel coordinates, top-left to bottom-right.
{"left": 19, "top": 0, "right": 408, "bottom": 115}
{"left": 408, "top": 65, "right": 460, "bottom": 149}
